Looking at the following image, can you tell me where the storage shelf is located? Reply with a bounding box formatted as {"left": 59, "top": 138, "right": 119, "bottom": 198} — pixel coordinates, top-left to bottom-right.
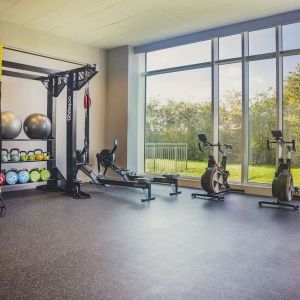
{"left": 2, "top": 138, "right": 55, "bottom": 141}
{"left": 1, "top": 158, "right": 55, "bottom": 164}
{"left": 0, "top": 181, "right": 48, "bottom": 191}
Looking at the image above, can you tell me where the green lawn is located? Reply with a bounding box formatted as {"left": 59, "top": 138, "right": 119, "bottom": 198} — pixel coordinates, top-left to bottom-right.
{"left": 145, "top": 159, "right": 300, "bottom": 185}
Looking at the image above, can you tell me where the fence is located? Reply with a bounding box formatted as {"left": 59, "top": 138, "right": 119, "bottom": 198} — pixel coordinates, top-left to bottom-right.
{"left": 145, "top": 143, "right": 188, "bottom": 173}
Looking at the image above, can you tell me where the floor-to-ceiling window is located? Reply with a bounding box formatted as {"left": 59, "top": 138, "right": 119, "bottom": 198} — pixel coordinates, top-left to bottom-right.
{"left": 219, "top": 63, "right": 242, "bottom": 182}
{"left": 145, "top": 68, "right": 212, "bottom": 175}
{"left": 145, "top": 41, "right": 212, "bottom": 175}
{"left": 248, "top": 59, "right": 276, "bottom": 183}
{"left": 283, "top": 55, "right": 300, "bottom": 186}
{"left": 143, "top": 21, "right": 300, "bottom": 186}
{"left": 283, "top": 22, "right": 300, "bottom": 186}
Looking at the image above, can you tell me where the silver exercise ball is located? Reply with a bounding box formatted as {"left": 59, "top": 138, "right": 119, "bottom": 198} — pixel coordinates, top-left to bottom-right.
{"left": 1, "top": 111, "right": 22, "bottom": 139}
{"left": 23, "top": 113, "right": 52, "bottom": 139}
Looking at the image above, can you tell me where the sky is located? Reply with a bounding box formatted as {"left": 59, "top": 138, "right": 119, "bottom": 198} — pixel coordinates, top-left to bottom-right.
{"left": 147, "top": 23, "right": 300, "bottom": 104}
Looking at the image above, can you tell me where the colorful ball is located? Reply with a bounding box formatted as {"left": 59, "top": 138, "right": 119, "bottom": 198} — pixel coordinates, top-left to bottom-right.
{"left": 29, "top": 169, "right": 40, "bottom": 183}
{"left": 6, "top": 170, "right": 18, "bottom": 185}
{"left": 0, "top": 172, "right": 6, "bottom": 185}
{"left": 18, "top": 170, "right": 30, "bottom": 184}
{"left": 40, "top": 169, "right": 51, "bottom": 181}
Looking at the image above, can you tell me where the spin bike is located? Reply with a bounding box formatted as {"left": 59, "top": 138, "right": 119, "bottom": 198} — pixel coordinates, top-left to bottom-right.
{"left": 192, "top": 134, "right": 232, "bottom": 201}
{"left": 259, "top": 130, "right": 299, "bottom": 210}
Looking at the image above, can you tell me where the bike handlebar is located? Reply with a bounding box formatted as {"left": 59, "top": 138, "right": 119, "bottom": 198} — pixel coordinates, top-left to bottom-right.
{"left": 267, "top": 138, "right": 296, "bottom": 151}
{"left": 198, "top": 141, "right": 232, "bottom": 154}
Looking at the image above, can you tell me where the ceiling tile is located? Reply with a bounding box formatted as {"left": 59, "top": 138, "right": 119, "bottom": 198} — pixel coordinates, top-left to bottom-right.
{"left": 0, "top": 0, "right": 71, "bottom": 24}
{"left": 0, "top": 0, "right": 300, "bottom": 48}
{"left": 24, "top": 0, "right": 125, "bottom": 31}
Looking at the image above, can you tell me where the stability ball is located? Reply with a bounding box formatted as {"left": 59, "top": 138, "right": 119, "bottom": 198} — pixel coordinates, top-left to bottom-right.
{"left": 23, "top": 113, "right": 52, "bottom": 139}
{"left": 1, "top": 111, "right": 22, "bottom": 139}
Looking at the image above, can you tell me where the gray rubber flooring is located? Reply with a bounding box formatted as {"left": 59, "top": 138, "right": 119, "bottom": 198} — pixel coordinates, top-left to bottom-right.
{"left": 1, "top": 184, "right": 300, "bottom": 300}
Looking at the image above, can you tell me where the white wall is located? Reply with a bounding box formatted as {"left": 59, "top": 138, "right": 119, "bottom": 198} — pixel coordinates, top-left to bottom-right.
{"left": 0, "top": 21, "right": 106, "bottom": 181}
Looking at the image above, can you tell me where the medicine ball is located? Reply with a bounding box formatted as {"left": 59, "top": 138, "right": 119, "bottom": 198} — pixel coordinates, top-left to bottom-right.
{"left": 18, "top": 169, "right": 30, "bottom": 184}
{"left": 40, "top": 168, "right": 51, "bottom": 181}
{"left": 0, "top": 171, "right": 5, "bottom": 186}
{"left": 1, "top": 111, "right": 22, "bottom": 139}
{"left": 23, "top": 113, "right": 52, "bottom": 139}
{"left": 29, "top": 169, "right": 41, "bottom": 183}
{"left": 6, "top": 170, "right": 18, "bottom": 185}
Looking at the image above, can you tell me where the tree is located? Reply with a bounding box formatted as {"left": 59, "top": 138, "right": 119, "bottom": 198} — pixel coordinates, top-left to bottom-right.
{"left": 146, "top": 63, "right": 300, "bottom": 167}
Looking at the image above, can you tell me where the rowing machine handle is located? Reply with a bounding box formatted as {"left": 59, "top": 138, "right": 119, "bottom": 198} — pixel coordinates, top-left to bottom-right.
{"left": 111, "top": 139, "right": 119, "bottom": 154}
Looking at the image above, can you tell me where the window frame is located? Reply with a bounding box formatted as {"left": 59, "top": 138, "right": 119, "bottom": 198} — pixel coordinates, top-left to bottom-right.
{"left": 143, "top": 23, "right": 300, "bottom": 186}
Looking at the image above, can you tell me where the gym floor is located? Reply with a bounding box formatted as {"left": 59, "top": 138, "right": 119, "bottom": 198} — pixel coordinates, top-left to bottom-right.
{"left": 0, "top": 184, "right": 300, "bottom": 300}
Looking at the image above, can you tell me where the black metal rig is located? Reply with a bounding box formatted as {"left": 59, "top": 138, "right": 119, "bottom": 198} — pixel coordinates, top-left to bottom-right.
{"left": 0, "top": 56, "right": 99, "bottom": 207}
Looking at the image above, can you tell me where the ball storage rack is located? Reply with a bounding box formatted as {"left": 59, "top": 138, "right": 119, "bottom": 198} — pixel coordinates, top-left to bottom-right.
{"left": 0, "top": 43, "right": 99, "bottom": 214}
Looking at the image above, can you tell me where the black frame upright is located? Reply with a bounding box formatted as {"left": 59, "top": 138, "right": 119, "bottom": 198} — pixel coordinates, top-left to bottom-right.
{"left": 40, "top": 65, "right": 99, "bottom": 198}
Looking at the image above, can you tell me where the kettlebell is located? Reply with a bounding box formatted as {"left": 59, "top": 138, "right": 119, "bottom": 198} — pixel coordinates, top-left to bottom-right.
{"left": 34, "top": 149, "right": 43, "bottom": 161}
{"left": 18, "top": 169, "right": 30, "bottom": 184}
{"left": 20, "top": 151, "right": 28, "bottom": 161}
{"left": 1, "top": 149, "right": 9, "bottom": 163}
{"left": 0, "top": 170, "right": 6, "bottom": 186}
{"left": 39, "top": 168, "right": 51, "bottom": 181}
{"left": 5, "top": 169, "right": 18, "bottom": 185}
{"left": 27, "top": 151, "right": 35, "bottom": 161}
{"left": 42, "top": 152, "right": 50, "bottom": 160}
{"left": 10, "top": 148, "right": 20, "bottom": 162}
{"left": 29, "top": 168, "right": 41, "bottom": 183}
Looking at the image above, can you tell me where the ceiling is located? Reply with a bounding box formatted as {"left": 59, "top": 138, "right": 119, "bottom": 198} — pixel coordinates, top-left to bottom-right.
{"left": 0, "top": 0, "right": 300, "bottom": 49}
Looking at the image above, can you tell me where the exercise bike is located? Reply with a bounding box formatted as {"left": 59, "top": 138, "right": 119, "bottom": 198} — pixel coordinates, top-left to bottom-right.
{"left": 192, "top": 134, "right": 232, "bottom": 201}
{"left": 259, "top": 130, "right": 299, "bottom": 210}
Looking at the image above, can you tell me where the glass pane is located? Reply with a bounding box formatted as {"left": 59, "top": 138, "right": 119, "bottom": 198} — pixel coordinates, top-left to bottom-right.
{"left": 219, "top": 63, "right": 242, "bottom": 182}
{"left": 145, "top": 68, "right": 212, "bottom": 176}
{"left": 283, "top": 55, "right": 300, "bottom": 186}
{"left": 283, "top": 22, "right": 300, "bottom": 50}
{"left": 147, "top": 41, "right": 211, "bottom": 71}
{"left": 219, "top": 34, "right": 241, "bottom": 60}
{"left": 249, "top": 28, "right": 276, "bottom": 55}
{"left": 248, "top": 59, "right": 276, "bottom": 184}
